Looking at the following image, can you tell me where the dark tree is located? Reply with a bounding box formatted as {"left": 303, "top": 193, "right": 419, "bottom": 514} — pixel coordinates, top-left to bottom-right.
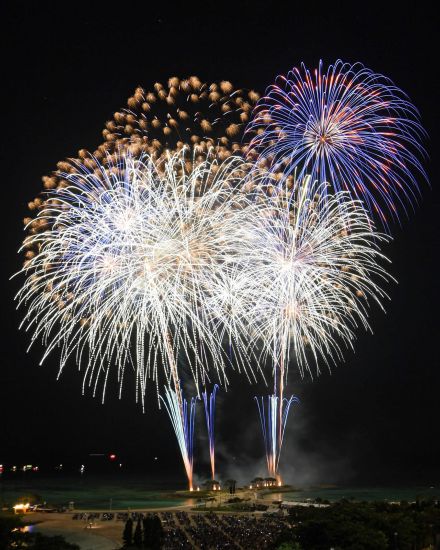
{"left": 143, "top": 515, "right": 163, "bottom": 550}
{"left": 143, "top": 515, "right": 153, "bottom": 548}
{"left": 151, "top": 515, "right": 164, "bottom": 549}
{"left": 133, "top": 518, "right": 143, "bottom": 548}
{"left": 122, "top": 517, "right": 133, "bottom": 547}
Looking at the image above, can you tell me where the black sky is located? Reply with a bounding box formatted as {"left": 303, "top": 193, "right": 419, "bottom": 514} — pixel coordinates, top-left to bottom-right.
{"left": 1, "top": 1, "right": 439, "bottom": 486}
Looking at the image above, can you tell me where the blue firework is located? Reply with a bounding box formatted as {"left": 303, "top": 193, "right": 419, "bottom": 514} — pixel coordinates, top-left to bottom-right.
{"left": 246, "top": 59, "right": 427, "bottom": 227}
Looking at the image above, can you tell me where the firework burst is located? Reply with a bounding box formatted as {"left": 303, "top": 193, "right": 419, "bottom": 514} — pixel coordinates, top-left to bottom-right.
{"left": 15, "top": 149, "right": 268, "bottom": 407}
{"left": 252, "top": 176, "right": 392, "bottom": 376}
{"left": 16, "top": 69, "right": 398, "bottom": 487}
{"left": 246, "top": 59, "right": 427, "bottom": 226}
{"left": 23, "top": 76, "right": 261, "bottom": 249}
{"left": 105, "top": 76, "right": 260, "bottom": 155}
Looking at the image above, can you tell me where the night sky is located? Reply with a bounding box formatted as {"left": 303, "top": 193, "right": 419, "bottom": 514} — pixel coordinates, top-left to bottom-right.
{"left": 2, "top": 2, "right": 439, "bottom": 487}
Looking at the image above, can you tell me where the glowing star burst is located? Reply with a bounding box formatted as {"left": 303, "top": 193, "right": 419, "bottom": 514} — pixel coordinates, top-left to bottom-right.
{"left": 253, "top": 176, "right": 392, "bottom": 377}
{"left": 15, "top": 149, "right": 267, "bottom": 407}
{"left": 246, "top": 59, "right": 427, "bottom": 227}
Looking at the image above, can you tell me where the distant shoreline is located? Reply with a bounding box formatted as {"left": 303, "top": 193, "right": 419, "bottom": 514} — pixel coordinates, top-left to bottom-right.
{"left": 2, "top": 480, "right": 438, "bottom": 511}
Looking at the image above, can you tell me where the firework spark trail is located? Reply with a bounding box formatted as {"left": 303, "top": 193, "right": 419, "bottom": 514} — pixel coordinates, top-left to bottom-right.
{"left": 246, "top": 59, "right": 427, "bottom": 227}
{"left": 202, "top": 384, "right": 219, "bottom": 480}
{"left": 15, "top": 149, "right": 270, "bottom": 407}
{"left": 160, "top": 384, "right": 197, "bottom": 490}
{"left": 255, "top": 394, "right": 300, "bottom": 480}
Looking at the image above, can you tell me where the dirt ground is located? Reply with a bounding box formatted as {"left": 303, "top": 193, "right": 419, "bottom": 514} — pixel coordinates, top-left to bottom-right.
{"left": 33, "top": 512, "right": 123, "bottom": 550}
{"left": 31, "top": 505, "right": 192, "bottom": 550}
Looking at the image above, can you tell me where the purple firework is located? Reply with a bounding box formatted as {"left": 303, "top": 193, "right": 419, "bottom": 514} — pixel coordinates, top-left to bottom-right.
{"left": 246, "top": 59, "right": 427, "bottom": 227}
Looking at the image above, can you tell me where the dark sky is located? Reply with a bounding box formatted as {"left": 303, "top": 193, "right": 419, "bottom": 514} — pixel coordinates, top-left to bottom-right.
{"left": 1, "top": 2, "right": 439, "bottom": 487}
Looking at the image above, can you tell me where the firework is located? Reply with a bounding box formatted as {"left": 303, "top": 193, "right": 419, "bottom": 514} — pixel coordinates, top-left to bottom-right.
{"left": 253, "top": 176, "right": 392, "bottom": 377}
{"left": 255, "top": 394, "right": 300, "bottom": 481}
{"left": 104, "top": 76, "right": 260, "bottom": 157}
{"left": 16, "top": 70, "right": 396, "bottom": 487}
{"left": 24, "top": 77, "right": 261, "bottom": 252}
{"left": 202, "top": 384, "right": 219, "bottom": 480}
{"left": 248, "top": 175, "right": 391, "bottom": 480}
{"left": 246, "top": 60, "right": 427, "bottom": 226}
{"left": 161, "top": 384, "right": 197, "bottom": 490}
{"left": 15, "top": 149, "right": 268, "bottom": 407}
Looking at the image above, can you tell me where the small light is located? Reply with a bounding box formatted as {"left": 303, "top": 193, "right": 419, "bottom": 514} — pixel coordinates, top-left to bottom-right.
{"left": 13, "top": 503, "right": 30, "bottom": 514}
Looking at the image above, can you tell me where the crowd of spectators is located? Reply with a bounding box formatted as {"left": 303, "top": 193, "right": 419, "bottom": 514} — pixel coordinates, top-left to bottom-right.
{"left": 163, "top": 511, "right": 289, "bottom": 549}
{"left": 161, "top": 512, "right": 192, "bottom": 549}
{"left": 73, "top": 508, "right": 290, "bottom": 548}
{"left": 214, "top": 513, "right": 290, "bottom": 548}
{"left": 72, "top": 512, "right": 112, "bottom": 521}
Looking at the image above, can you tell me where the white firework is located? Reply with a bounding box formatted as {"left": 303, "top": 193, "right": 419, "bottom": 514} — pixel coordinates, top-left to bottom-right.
{"left": 15, "top": 147, "right": 392, "bottom": 406}
{"left": 15, "top": 149, "right": 267, "bottom": 407}
{"left": 252, "top": 177, "right": 392, "bottom": 378}
{"left": 246, "top": 177, "right": 392, "bottom": 483}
